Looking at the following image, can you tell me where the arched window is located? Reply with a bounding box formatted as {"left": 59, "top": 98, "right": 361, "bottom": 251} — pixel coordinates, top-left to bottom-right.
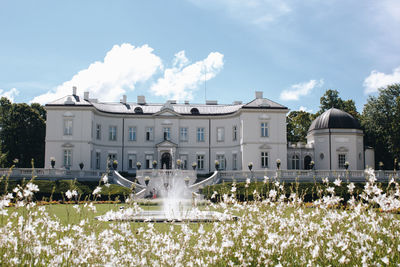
{"left": 134, "top": 107, "right": 143, "bottom": 114}
{"left": 190, "top": 108, "right": 200, "bottom": 115}
{"left": 292, "top": 155, "right": 300, "bottom": 170}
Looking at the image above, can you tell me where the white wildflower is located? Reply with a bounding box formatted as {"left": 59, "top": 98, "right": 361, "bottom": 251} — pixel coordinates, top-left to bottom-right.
{"left": 65, "top": 190, "right": 78, "bottom": 200}
{"left": 269, "top": 189, "right": 277, "bottom": 199}
{"left": 347, "top": 183, "right": 355, "bottom": 194}
{"left": 326, "top": 187, "right": 335, "bottom": 194}
{"left": 381, "top": 256, "right": 389, "bottom": 265}
{"left": 334, "top": 178, "right": 342, "bottom": 187}
{"left": 93, "top": 186, "right": 102, "bottom": 196}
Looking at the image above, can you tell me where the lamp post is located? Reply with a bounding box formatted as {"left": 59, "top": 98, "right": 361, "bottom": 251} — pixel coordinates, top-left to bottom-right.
{"left": 248, "top": 162, "right": 253, "bottom": 182}
{"left": 276, "top": 159, "right": 281, "bottom": 170}
{"left": 50, "top": 157, "right": 56, "bottom": 168}
{"left": 215, "top": 160, "right": 220, "bottom": 171}
{"left": 192, "top": 162, "right": 197, "bottom": 170}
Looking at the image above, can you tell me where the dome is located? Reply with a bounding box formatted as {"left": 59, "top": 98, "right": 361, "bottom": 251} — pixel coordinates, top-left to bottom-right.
{"left": 308, "top": 108, "right": 360, "bottom": 132}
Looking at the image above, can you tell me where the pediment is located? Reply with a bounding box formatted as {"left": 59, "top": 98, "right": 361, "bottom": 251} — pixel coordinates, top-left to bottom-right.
{"left": 156, "top": 140, "right": 177, "bottom": 148}
{"left": 62, "top": 142, "right": 74, "bottom": 148}
{"left": 259, "top": 144, "right": 272, "bottom": 149}
{"left": 336, "top": 146, "right": 349, "bottom": 152}
{"left": 63, "top": 111, "right": 75, "bottom": 117}
{"left": 154, "top": 109, "right": 181, "bottom": 117}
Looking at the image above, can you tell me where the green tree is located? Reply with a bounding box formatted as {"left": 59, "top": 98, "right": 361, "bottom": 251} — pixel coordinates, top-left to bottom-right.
{"left": 361, "top": 84, "right": 400, "bottom": 169}
{"left": 317, "top": 89, "right": 359, "bottom": 119}
{"left": 287, "top": 111, "right": 313, "bottom": 143}
{"left": 0, "top": 98, "right": 46, "bottom": 168}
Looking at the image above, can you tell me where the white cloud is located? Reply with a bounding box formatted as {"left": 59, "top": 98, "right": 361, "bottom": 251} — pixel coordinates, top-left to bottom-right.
{"left": 150, "top": 51, "right": 224, "bottom": 101}
{"left": 299, "top": 106, "right": 312, "bottom": 113}
{"left": 363, "top": 67, "right": 400, "bottom": 94}
{"left": 280, "top": 79, "right": 324, "bottom": 101}
{"left": 0, "top": 88, "right": 19, "bottom": 102}
{"left": 31, "top": 43, "right": 163, "bottom": 104}
{"left": 188, "top": 0, "right": 291, "bottom": 26}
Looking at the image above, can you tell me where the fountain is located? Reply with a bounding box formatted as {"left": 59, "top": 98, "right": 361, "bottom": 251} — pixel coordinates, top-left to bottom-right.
{"left": 101, "top": 162, "right": 235, "bottom": 222}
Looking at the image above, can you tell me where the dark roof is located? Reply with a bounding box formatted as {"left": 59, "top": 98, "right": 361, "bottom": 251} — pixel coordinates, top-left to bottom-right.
{"left": 308, "top": 108, "right": 361, "bottom": 132}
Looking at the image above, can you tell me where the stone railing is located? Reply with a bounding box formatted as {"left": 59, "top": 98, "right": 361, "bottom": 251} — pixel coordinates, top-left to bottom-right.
{"left": 0, "top": 168, "right": 105, "bottom": 181}
{"left": 136, "top": 169, "right": 196, "bottom": 178}
{"left": 218, "top": 170, "right": 400, "bottom": 183}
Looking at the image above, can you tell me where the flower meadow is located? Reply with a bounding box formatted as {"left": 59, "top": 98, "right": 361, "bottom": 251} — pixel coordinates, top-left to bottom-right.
{"left": 0, "top": 168, "right": 400, "bottom": 266}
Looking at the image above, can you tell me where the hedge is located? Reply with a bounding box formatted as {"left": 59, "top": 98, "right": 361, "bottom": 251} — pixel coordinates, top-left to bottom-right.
{"left": 200, "top": 181, "right": 393, "bottom": 203}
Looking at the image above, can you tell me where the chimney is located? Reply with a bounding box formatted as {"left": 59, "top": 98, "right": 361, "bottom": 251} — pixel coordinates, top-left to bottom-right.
{"left": 206, "top": 100, "right": 218, "bottom": 105}
{"left": 137, "top": 95, "right": 146, "bottom": 105}
{"left": 121, "top": 95, "right": 127, "bottom": 104}
{"left": 84, "top": 91, "right": 89, "bottom": 101}
{"left": 255, "top": 91, "right": 263, "bottom": 99}
{"left": 72, "top": 86, "right": 77, "bottom": 96}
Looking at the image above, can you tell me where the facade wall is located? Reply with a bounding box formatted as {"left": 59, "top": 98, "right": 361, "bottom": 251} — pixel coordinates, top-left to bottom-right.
{"left": 46, "top": 106, "right": 286, "bottom": 172}
{"left": 307, "top": 128, "right": 364, "bottom": 170}
{"left": 240, "top": 110, "right": 287, "bottom": 170}
{"left": 45, "top": 108, "right": 93, "bottom": 169}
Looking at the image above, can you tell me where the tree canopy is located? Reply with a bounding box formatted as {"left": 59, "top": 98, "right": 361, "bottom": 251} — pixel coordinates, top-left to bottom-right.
{"left": 362, "top": 84, "right": 400, "bottom": 169}
{"left": 0, "top": 98, "right": 46, "bottom": 168}
{"left": 286, "top": 111, "right": 312, "bottom": 143}
{"left": 317, "top": 89, "right": 359, "bottom": 119}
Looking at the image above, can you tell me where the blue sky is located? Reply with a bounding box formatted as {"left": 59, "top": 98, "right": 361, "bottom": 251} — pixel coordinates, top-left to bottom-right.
{"left": 1, "top": 0, "right": 400, "bottom": 113}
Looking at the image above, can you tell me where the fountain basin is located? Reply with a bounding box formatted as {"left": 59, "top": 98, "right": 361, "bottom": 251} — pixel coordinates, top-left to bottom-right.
{"left": 96, "top": 208, "right": 237, "bottom": 223}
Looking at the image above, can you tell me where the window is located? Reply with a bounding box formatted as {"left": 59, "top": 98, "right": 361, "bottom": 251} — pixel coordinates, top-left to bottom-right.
{"left": 197, "top": 128, "right": 205, "bottom": 142}
{"left": 261, "top": 122, "right": 268, "bottom": 137}
{"left": 109, "top": 126, "right": 117, "bottom": 141}
{"left": 261, "top": 151, "right": 269, "bottom": 168}
{"left": 96, "top": 124, "right": 101, "bottom": 140}
{"left": 128, "top": 127, "right": 136, "bottom": 141}
{"left": 180, "top": 155, "right": 188, "bottom": 169}
{"left": 180, "top": 127, "right": 188, "bottom": 141}
{"left": 217, "top": 127, "right": 225, "bottom": 142}
{"left": 95, "top": 152, "right": 101, "bottom": 170}
{"left": 163, "top": 127, "right": 171, "bottom": 140}
{"left": 146, "top": 127, "right": 153, "bottom": 141}
{"left": 232, "top": 153, "right": 237, "bottom": 170}
{"left": 108, "top": 153, "right": 116, "bottom": 161}
{"left": 145, "top": 154, "right": 153, "bottom": 169}
{"left": 197, "top": 155, "right": 204, "bottom": 170}
{"left": 217, "top": 155, "right": 225, "bottom": 170}
{"left": 338, "top": 154, "right": 346, "bottom": 169}
{"left": 292, "top": 155, "right": 300, "bottom": 170}
{"left": 190, "top": 108, "right": 200, "bottom": 115}
{"left": 134, "top": 107, "right": 143, "bottom": 114}
{"left": 233, "top": 126, "right": 238, "bottom": 141}
{"left": 64, "top": 119, "right": 73, "bottom": 136}
{"left": 63, "top": 149, "right": 72, "bottom": 168}
{"left": 128, "top": 154, "right": 137, "bottom": 169}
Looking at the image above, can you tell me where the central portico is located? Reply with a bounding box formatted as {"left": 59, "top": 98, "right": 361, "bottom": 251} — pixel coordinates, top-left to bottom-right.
{"left": 156, "top": 140, "right": 177, "bottom": 169}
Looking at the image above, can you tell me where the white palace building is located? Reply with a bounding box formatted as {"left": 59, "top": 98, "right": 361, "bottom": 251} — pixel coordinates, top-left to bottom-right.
{"left": 44, "top": 87, "right": 374, "bottom": 173}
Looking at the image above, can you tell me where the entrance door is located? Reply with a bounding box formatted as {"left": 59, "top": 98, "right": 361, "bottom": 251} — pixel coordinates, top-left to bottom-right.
{"left": 161, "top": 153, "right": 172, "bottom": 169}
{"left": 304, "top": 155, "right": 312, "bottom": 170}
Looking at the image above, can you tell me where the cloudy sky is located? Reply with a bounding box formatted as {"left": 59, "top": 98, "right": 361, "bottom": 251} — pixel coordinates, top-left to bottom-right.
{"left": 1, "top": 0, "right": 400, "bottom": 113}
